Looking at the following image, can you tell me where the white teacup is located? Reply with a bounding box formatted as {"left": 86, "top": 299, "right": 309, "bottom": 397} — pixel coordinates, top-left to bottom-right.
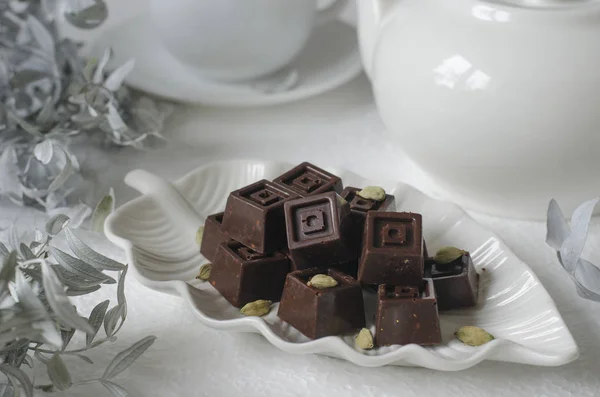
{"left": 149, "top": 0, "right": 348, "bottom": 82}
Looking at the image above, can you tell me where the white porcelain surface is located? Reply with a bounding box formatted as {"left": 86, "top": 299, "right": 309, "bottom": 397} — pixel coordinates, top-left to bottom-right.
{"left": 149, "top": 0, "right": 348, "bottom": 82}
{"left": 357, "top": 0, "right": 600, "bottom": 220}
{"left": 104, "top": 160, "right": 578, "bottom": 370}
{"left": 86, "top": 13, "right": 362, "bottom": 106}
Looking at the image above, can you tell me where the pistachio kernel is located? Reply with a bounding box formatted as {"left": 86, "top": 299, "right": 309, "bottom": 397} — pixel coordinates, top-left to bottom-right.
{"left": 434, "top": 246, "right": 467, "bottom": 265}
{"left": 454, "top": 326, "right": 495, "bottom": 346}
{"left": 240, "top": 300, "right": 272, "bottom": 317}
{"left": 357, "top": 186, "right": 386, "bottom": 202}
{"left": 355, "top": 328, "right": 374, "bottom": 350}
{"left": 307, "top": 274, "right": 338, "bottom": 289}
{"left": 196, "top": 263, "right": 212, "bottom": 281}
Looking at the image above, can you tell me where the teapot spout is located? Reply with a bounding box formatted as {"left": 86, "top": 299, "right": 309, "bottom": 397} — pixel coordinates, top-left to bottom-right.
{"left": 357, "top": 0, "right": 397, "bottom": 80}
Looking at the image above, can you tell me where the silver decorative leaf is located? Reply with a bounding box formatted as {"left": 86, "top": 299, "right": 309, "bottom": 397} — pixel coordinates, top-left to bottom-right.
{"left": 91, "top": 188, "right": 114, "bottom": 232}
{"left": 66, "top": 284, "right": 101, "bottom": 296}
{"left": 546, "top": 198, "right": 570, "bottom": 251}
{"left": 65, "top": 228, "right": 125, "bottom": 271}
{"left": 103, "top": 305, "right": 122, "bottom": 337}
{"left": 101, "top": 380, "right": 131, "bottom": 397}
{"left": 61, "top": 328, "right": 75, "bottom": 348}
{"left": 0, "top": 252, "right": 18, "bottom": 303}
{"left": 0, "top": 383, "right": 14, "bottom": 397}
{"left": 74, "top": 354, "right": 93, "bottom": 364}
{"left": 560, "top": 198, "right": 599, "bottom": 274}
{"left": 0, "top": 364, "right": 33, "bottom": 397}
{"left": 47, "top": 205, "right": 91, "bottom": 230}
{"left": 92, "top": 48, "right": 111, "bottom": 84}
{"left": 52, "top": 265, "right": 106, "bottom": 288}
{"left": 47, "top": 149, "right": 73, "bottom": 193}
{"left": 117, "top": 266, "right": 127, "bottom": 321}
{"left": 63, "top": 0, "right": 108, "bottom": 29}
{"left": 41, "top": 260, "right": 94, "bottom": 334}
{"left": 0, "top": 243, "right": 9, "bottom": 258}
{"left": 102, "top": 336, "right": 156, "bottom": 380}
{"left": 46, "top": 354, "right": 72, "bottom": 391}
{"left": 18, "top": 244, "right": 35, "bottom": 261}
{"left": 45, "top": 214, "right": 70, "bottom": 236}
{"left": 86, "top": 299, "right": 109, "bottom": 346}
{"left": 49, "top": 246, "right": 115, "bottom": 284}
{"left": 33, "top": 140, "right": 53, "bottom": 165}
{"left": 104, "top": 59, "right": 135, "bottom": 92}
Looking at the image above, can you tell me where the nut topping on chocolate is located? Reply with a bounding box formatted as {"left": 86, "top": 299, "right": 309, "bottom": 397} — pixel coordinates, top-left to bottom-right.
{"left": 434, "top": 246, "right": 467, "bottom": 265}
{"left": 454, "top": 326, "right": 494, "bottom": 346}
{"left": 307, "top": 274, "right": 338, "bottom": 289}
{"left": 196, "top": 263, "right": 212, "bottom": 281}
{"left": 355, "top": 328, "right": 374, "bottom": 350}
{"left": 240, "top": 300, "right": 272, "bottom": 317}
{"left": 357, "top": 186, "right": 386, "bottom": 202}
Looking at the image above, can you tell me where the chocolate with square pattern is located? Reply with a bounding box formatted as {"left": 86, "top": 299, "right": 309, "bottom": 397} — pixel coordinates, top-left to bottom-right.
{"left": 273, "top": 162, "right": 343, "bottom": 197}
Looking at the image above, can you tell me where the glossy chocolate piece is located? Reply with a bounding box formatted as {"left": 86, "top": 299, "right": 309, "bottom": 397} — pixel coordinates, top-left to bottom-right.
{"left": 200, "top": 212, "right": 231, "bottom": 262}
{"left": 375, "top": 280, "right": 441, "bottom": 346}
{"left": 221, "top": 179, "right": 298, "bottom": 253}
{"left": 209, "top": 241, "right": 290, "bottom": 308}
{"left": 340, "top": 186, "right": 396, "bottom": 252}
{"left": 283, "top": 247, "right": 358, "bottom": 278}
{"left": 358, "top": 212, "right": 424, "bottom": 286}
{"left": 430, "top": 253, "right": 479, "bottom": 310}
{"left": 277, "top": 268, "right": 365, "bottom": 339}
{"left": 273, "top": 162, "right": 343, "bottom": 197}
{"left": 284, "top": 192, "right": 354, "bottom": 270}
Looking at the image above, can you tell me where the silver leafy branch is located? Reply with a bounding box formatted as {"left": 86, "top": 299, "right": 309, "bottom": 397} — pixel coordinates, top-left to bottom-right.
{"left": 0, "top": 195, "right": 156, "bottom": 396}
{"left": 546, "top": 198, "right": 600, "bottom": 301}
{"left": 0, "top": 0, "right": 173, "bottom": 211}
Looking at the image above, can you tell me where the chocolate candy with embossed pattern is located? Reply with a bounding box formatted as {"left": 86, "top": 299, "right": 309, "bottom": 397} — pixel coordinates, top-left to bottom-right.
{"left": 273, "top": 162, "right": 343, "bottom": 197}
{"left": 221, "top": 179, "right": 299, "bottom": 254}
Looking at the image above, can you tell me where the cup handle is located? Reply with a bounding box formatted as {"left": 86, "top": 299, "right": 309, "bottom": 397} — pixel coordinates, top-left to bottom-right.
{"left": 315, "top": 0, "right": 349, "bottom": 25}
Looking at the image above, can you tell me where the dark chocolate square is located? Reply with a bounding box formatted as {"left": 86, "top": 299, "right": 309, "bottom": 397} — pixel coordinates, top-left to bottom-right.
{"left": 209, "top": 241, "right": 290, "bottom": 308}
{"left": 358, "top": 212, "right": 424, "bottom": 286}
{"left": 339, "top": 187, "right": 396, "bottom": 255}
{"left": 221, "top": 179, "right": 298, "bottom": 253}
{"left": 431, "top": 254, "right": 479, "bottom": 310}
{"left": 375, "top": 279, "right": 441, "bottom": 346}
{"left": 284, "top": 192, "right": 354, "bottom": 270}
{"left": 200, "top": 212, "right": 232, "bottom": 262}
{"left": 277, "top": 268, "right": 365, "bottom": 339}
{"left": 273, "top": 162, "right": 343, "bottom": 197}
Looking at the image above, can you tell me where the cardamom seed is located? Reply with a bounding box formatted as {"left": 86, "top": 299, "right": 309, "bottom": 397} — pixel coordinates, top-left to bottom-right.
{"left": 454, "top": 326, "right": 495, "bottom": 346}
{"left": 355, "top": 328, "right": 374, "bottom": 350}
{"left": 357, "top": 186, "right": 386, "bottom": 202}
{"left": 337, "top": 194, "right": 348, "bottom": 207}
{"left": 195, "top": 225, "right": 204, "bottom": 246}
{"left": 196, "top": 263, "right": 211, "bottom": 281}
{"left": 307, "top": 274, "right": 338, "bottom": 289}
{"left": 434, "top": 246, "right": 466, "bottom": 265}
{"left": 240, "top": 299, "right": 272, "bottom": 317}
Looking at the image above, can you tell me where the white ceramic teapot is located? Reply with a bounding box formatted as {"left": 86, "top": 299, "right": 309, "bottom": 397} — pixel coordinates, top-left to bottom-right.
{"left": 357, "top": 0, "right": 600, "bottom": 219}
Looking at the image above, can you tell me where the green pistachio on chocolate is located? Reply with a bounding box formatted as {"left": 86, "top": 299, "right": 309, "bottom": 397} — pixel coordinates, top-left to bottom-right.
{"left": 357, "top": 186, "right": 386, "bottom": 202}
{"left": 240, "top": 299, "right": 272, "bottom": 317}
{"left": 434, "top": 246, "right": 467, "bottom": 265}
{"left": 196, "top": 263, "right": 212, "bottom": 281}
{"left": 355, "top": 328, "right": 374, "bottom": 350}
{"left": 454, "top": 326, "right": 495, "bottom": 346}
{"left": 307, "top": 274, "right": 338, "bottom": 289}
{"left": 195, "top": 225, "right": 204, "bottom": 246}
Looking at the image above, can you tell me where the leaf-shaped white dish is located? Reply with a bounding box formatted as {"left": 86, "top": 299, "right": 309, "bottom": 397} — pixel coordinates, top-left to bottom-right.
{"left": 105, "top": 160, "right": 578, "bottom": 371}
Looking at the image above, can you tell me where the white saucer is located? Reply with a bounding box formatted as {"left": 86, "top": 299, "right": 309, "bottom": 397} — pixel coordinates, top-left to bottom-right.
{"left": 87, "top": 13, "right": 363, "bottom": 106}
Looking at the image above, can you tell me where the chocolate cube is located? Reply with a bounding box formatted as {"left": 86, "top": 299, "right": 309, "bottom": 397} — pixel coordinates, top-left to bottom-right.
{"left": 273, "top": 162, "right": 343, "bottom": 197}
{"left": 340, "top": 186, "right": 396, "bottom": 252}
{"left": 284, "top": 192, "right": 354, "bottom": 270}
{"left": 358, "top": 212, "right": 424, "bottom": 286}
{"left": 209, "top": 241, "right": 290, "bottom": 308}
{"left": 375, "top": 280, "right": 442, "bottom": 346}
{"left": 277, "top": 268, "right": 365, "bottom": 339}
{"left": 431, "top": 253, "right": 479, "bottom": 310}
{"left": 221, "top": 179, "right": 298, "bottom": 253}
{"left": 283, "top": 247, "right": 358, "bottom": 278}
{"left": 200, "top": 212, "right": 231, "bottom": 262}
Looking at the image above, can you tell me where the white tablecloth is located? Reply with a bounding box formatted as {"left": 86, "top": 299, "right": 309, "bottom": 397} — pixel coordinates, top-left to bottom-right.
{"left": 4, "top": 2, "right": 600, "bottom": 396}
{"left": 4, "top": 73, "right": 600, "bottom": 397}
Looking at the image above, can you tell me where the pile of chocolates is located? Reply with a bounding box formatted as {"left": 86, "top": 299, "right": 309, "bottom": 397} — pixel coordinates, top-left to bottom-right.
{"left": 198, "top": 162, "right": 479, "bottom": 348}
